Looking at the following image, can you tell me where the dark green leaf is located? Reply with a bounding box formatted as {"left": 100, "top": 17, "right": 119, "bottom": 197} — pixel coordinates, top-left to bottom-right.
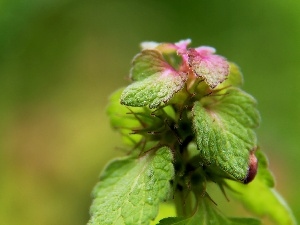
{"left": 192, "top": 87, "right": 260, "bottom": 181}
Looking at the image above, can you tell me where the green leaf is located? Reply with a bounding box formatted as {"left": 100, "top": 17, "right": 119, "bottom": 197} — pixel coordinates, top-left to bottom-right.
{"left": 156, "top": 217, "right": 184, "bottom": 225}
{"left": 88, "top": 147, "right": 174, "bottom": 225}
{"left": 156, "top": 198, "right": 261, "bottom": 225}
{"left": 121, "top": 49, "right": 187, "bottom": 109}
{"left": 121, "top": 72, "right": 187, "bottom": 109}
{"left": 192, "top": 87, "right": 260, "bottom": 181}
{"left": 226, "top": 150, "right": 297, "bottom": 225}
{"left": 107, "top": 88, "right": 141, "bottom": 146}
{"left": 130, "top": 50, "right": 170, "bottom": 81}
{"left": 107, "top": 89, "right": 178, "bottom": 148}
{"left": 216, "top": 62, "right": 243, "bottom": 89}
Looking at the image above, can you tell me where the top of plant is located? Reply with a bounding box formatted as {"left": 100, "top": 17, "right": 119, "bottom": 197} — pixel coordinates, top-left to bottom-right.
{"left": 88, "top": 40, "right": 297, "bottom": 225}
{"left": 121, "top": 39, "right": 231, "bottom": 108}
{"left": 120, "top": 39, "right": 258, "bottom": 182}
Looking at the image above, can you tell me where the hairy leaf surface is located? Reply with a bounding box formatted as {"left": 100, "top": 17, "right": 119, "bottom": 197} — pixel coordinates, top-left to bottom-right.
{"left": 88, "top": 147, "right": 174, "bottom": 225}
{"left": 121, "top": 72, "right": 186, "bottom": 109}
{"left": 192, "top": 87, "right": 260, "bottom": 181}
{"left": 188, "top": 47, "right": 229, "bottom": 89}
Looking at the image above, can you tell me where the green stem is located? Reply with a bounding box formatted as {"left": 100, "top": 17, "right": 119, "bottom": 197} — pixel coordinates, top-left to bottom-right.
{"left": 174, "top": 188, "right": 194, "bottom": 217}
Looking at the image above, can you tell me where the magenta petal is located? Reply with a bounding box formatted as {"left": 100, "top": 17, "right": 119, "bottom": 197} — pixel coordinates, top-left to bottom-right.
{"left": 194, "top": 46, "right": 216, "bottom": 55}
{"left": 174, "top": 39, "right": 191, "bottom": 51}
{"left": 175, "top": 39, "right": 191, "bottom": 68}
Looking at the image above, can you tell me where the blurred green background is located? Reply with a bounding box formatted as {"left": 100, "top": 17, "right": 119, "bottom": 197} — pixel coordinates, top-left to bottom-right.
{"left": 0, "top": 0, "right": 299, "bottom": 224}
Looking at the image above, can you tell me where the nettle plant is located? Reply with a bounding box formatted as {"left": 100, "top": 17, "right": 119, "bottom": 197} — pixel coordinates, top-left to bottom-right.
{"left": 88, "top": 40, "right": 296, "bottom": 225}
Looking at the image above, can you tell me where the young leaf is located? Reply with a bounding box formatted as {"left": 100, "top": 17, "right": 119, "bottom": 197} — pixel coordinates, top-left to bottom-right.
{"left": 192, "top": 87, "right": 260, "bottom": 181}
{"left": 187, "top": 47, "right": 229, "bottom": 89}
{"left": 88, "top": 147, "right": 174, "bottom": 225}
{"left": 130, "top": 50, "right": 170, "bottom": 81}
{"left": 156, "top": 198, "right": 261, "bottom": 225}
{"left": 121, "top": 72, "right": 187, "bottom": 109}
{"left": 226, "top": 150, "right": 297, "bottom": 225}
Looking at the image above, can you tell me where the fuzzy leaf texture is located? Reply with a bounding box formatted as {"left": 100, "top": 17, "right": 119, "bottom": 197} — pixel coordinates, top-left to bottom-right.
{"left": 157, "top": 198, "right": 261, "bottom": 225}
{"left": 88, "top": 147, "right": 174, "bottom": 225}
{"left": 192, "top": 87, "right": 260, "bottom": 181}
{"left": 187, "top": 47, "right": 229, "bottom": 89}
{"left": 226, "top": 149, "right": 297, "bottom": 225}
{"left": 121, "top": 50, "right": 187, "bottom": 109}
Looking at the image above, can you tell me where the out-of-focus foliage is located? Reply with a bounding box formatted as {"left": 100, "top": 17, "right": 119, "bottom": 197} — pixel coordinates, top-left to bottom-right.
{"left": 0, "top": 0, "right": 299, "bottom": 224}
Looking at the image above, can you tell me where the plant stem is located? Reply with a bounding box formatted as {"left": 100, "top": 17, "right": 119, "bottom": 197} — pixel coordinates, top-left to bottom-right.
{"left": 174, "top": 188, "right": 194, "bottom": 217}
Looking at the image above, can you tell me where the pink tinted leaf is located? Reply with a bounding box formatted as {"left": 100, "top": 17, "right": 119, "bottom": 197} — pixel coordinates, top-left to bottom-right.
{"left": 130, "top": 50, "right": 172, "bottom": 81}
{"left": 188, "top": 47, "right": 229, "bottom": 89}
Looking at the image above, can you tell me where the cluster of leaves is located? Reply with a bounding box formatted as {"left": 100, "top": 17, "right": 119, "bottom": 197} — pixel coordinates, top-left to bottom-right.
{"left": 88, "top": 40, "right": 296, "bottom": 225}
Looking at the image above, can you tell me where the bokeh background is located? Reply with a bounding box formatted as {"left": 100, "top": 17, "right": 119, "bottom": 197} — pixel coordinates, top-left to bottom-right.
{"left": 0, "top": 0, "right": 299, "bottom": 224}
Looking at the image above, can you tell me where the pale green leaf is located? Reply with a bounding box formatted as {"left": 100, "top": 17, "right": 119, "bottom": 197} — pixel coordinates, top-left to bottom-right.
{"left": 156, "top": 198, "right": 261, "bottom": 225}
{"left": 107, "top": 88, "right": 157, "bottom": 146}
{"left": 121, "top": 72, "right": 186, "bottom": 109}
{"left": 107, "top": 88, "right": 141, "bottom": 146}
{"left": 192, "top": 87, "right": 260, "bottom": 181}
{"left": 107, "top": 89, "right": 177, "bottom": 147}
{"left": 88, "top": 147, "right": 174, "bottom": 225}
{"left": 226, "top": 150, "right": 297, "bottom": 225}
